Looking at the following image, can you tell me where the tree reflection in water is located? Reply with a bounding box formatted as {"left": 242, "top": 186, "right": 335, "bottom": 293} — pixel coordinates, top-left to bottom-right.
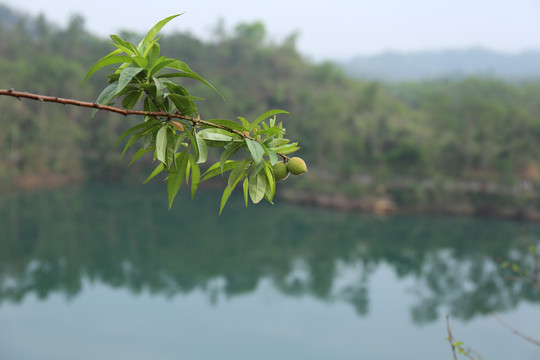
{"left": 0, "top": 183, "right": 538, "bottom": 324}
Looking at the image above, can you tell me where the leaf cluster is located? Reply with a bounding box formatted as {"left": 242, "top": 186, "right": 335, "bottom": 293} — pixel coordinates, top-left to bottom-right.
{"left": 83, "top": 15, "right": 303, "bottom": 212}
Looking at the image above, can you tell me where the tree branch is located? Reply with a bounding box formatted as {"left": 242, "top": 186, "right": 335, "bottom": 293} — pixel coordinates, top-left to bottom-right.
{"left": 0, "top": 89, "right": 289, "bottom": 160}
{"left": 0, "top": 88, "right": 232, "bottom": 130}
{"left": 446, "top": 315, "right": 459, "bottom": 360}
{"left": 493, "top": 315, "right": 540, "bottom": 348}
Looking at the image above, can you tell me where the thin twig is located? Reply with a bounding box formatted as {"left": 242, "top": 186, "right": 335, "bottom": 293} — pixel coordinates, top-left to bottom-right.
{"left": 446, "top": 315, "right": 459, "bottom": 360}
{"left": 520, "top": 228, "right": 540, "bottom": 291}
{"left": 0, "top": 89, "right": 290, "bottom": 160}
{"left": 446, "top": 315, "right": 482, "bottom": 360}
{"left": 493, "top": 315, "right": 540, "bottom": 348}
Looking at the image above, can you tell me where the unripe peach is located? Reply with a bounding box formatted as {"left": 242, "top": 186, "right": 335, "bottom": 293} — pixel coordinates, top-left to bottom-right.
{"left": 273, "top": 161, "right": 289, "bottom": 181}
{"left": 286, "top": 157, "right": 308, "bottom": 175}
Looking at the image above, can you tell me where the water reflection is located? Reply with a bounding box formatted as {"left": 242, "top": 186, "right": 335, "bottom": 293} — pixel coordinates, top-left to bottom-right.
{"left": 0, "top": 183, "right": 538, "bottom": 323}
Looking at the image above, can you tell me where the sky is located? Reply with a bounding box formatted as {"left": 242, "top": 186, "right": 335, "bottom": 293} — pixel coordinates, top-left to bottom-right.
{"left": 2, "top": 0, "right": 540, "bottom": 60}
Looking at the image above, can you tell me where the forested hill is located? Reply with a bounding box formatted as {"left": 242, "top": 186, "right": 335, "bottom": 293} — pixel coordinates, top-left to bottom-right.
{"left": 1, "top": 4, "right": 540, "bottom": 218}
{"left": 341, "top": 48, "right": 540, "bottom": 82}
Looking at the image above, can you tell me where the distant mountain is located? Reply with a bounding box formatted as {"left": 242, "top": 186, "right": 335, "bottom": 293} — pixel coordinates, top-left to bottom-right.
{"left": 0, "top": 3, "right": 52, "bottom": 35}
{"left": 0, "top": 3, "right": 22, "bottom": 27}
{"left": 340, "top": 48, "right": 540, "bottom": 82}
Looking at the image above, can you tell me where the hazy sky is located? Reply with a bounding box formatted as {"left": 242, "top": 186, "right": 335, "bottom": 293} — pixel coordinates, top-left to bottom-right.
{"left": 2, "top": 0, "right": 540, "bottom": 59}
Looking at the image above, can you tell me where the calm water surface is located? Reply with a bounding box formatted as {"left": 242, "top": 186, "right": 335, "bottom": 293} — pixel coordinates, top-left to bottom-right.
{"left": 0, "top": 183, "right": 539, "bottom": 360}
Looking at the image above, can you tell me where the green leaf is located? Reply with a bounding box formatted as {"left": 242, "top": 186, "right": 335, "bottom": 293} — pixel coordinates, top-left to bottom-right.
{"left": 116, "top": 67, "right": 145, "bottom": 96}
{"left": 220, "top": 141, "right": 242, "bottom": 174}
{"left": 270, "top": 142, "right": 300, "bottom": 154}
{"left": 263, "top": 160, "right": 276, "bottom": 201}
{"left": 198, "top": 129, "right": 233, "bottom": 146}
{"left": 248, "top": 109, "right": 289, "bottom": 131}
{"left": 139, "top": 14, "right": 182, "bottom": 53}
{"left": 92, "top": 83, "right": 118, "bottom": 117}
{"left": 249, "top": 169, "right": 267, "bottom": 204}
{"left": 113, "top": 119, "right": 160, "bottom": 149}
{"left": 219, "top": 159, "right": 250, "bottom": 214}
{"left": 245, "top": 138, "right": 265, "bottom": 164}
{"left": 153, "top": 76, "right": 166, "bottom": 102}
{"left": 120, "top": 126, "right": 156, "bottom": 158}
{"left": 243, "top": 177, "right": 249, "bottom": 207}
{"left": 206, "top": 119, "right": 248, "bottom": 132}
{"left": 165, "top": 59, "right": 223, "bottom": 99}
{"left": 184, "top": 156, "right": 191, "bottom": 183}
{"left": 114, "top": 61, "right": 133, "bottom": 75}
{"left": 128, "top": 145, "right": 152, "bottom": 166}
{"left": 156, "top": 125, "right": 168, "bottom": 164}
{"left": 195, "top": 133, "right": 208, "bottom": 163}
{"left": 511, "top": 263, "right": 519, "bottom": 272}
{"left": 131, "top": 56, "right": 149, "bottom": 69}
{"left": 143, "top": 162, "right": 164, "bottom": 184}
{"left": 143, "top": 131, "right": 156, "bottom": 150}
{"left": 219, "top": 187, "right": 234, "bottom": 216}
{"left": 167, "top": 151, "right": 189, "bottom": 209}
{"left": 280, "top": 146, "right": 300, "bottom": 155}
{"left": 251, "top": 160, "right": 263, "bottom": 177}
{"left": 144, "top": 95, "right": 160, "bottom": 112}
{"left": 115, "top": 85, "right": 140, "bottom": 98}
{"left": 110, "top": 34, "right": 138, "bottom": 56}
{"left": 175, "top": 132, "right": 188, "bottom": 151}
{"left": 146, "top": 43, "right": 161, "bottom": 68}
{"left": 272, "top": 138, "right": 290, "bottom": 147}
{"left": 238, "top": 117, "right": 250, "bottom": 128}
{"left": 263, "top": 145, "right": 278, "bottom": 165}
{"left": 188, "top": 154, "right": 200, "bottom": 198}
{"left": 166, "top": 128, "right": 176, "bottom": 168}
{"left": 257, "top": 126, "right": 285, "bottom": 137}
{"left": 140, "top": 83, "right": 157, "bottom": 99}
{"left": 82, "top": 54, "right": 133, "bottom": 86}
{"left": 227, "top": 159, "right": 250, "bottom": 188}
{"left": 163, "top": 80, "right": 190, "bottom": 96}
{"left": 141, "top": 36, "right": 162, "bottom": 59}
{"left": 122, "top": 90, "right": 143, "bottom": 109}
{"left": 168, "top": 93, "right": 198, "bottom": 116}
{"left": 149, "top": 57, "right": 176, "bottom": 77}
{"left": 202, "top": 160, "right": 241, "bottom": 181}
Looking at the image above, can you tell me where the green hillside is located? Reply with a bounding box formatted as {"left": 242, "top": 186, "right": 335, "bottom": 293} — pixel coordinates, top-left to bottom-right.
{"left": 1, "top": 5, "right": 540, "bottom": 218}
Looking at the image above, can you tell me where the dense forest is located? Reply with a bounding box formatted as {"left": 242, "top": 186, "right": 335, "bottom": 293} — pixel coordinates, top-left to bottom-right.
{"left": 1, "top": 4, "right": 540, "bottom": 218}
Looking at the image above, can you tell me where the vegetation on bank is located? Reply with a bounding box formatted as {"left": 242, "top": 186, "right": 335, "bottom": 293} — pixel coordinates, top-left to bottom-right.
{"left": 1, "top": 5, "right": 540, "bottom": 216}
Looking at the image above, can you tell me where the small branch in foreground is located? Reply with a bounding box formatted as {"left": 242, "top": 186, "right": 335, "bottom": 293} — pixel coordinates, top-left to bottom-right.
{"left": 446, "top": 315, "right": 482, "bottom": 360}
{"left": 493, "top": 315, "right": 540, "bottom": 348}
{"left": 0, "top": 89, "right": 289, "bottom": 161}
{"left": 446, "top": 315, "right": 459, "bottom": 360}
{"left": 520, "top": 228, "right": 540, "bottom": 292}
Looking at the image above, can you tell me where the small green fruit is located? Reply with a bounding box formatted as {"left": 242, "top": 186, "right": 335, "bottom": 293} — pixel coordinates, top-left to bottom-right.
{"left": 273, "top": 161, "right": 289, "bottom": 181}
{"left": 287, "top": 157, "right": 308, "bottom": 175}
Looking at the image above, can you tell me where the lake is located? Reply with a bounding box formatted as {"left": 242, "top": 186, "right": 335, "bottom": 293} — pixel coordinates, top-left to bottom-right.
{"left": 0, "top": 182, "right": 539, "bottom": 360}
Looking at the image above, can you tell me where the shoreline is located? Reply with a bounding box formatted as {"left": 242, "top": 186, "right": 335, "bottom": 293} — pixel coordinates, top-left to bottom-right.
{"left": 279, "top": 188, "right": 540, "bottom": 222}
{"left": 6, "top": 174, "right": 540, "bottom": 222}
